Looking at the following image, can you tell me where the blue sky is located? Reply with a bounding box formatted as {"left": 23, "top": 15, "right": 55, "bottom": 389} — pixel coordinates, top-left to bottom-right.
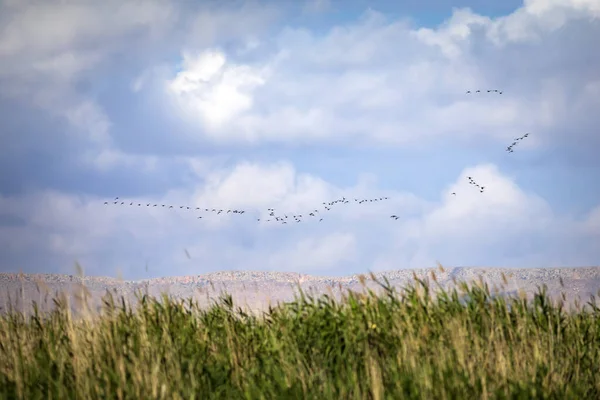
{"left": 1, "top": 0, "right": 599, "bottom": 280}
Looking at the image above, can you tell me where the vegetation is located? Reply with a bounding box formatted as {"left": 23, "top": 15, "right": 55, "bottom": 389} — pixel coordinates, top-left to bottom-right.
{"left": 1, "top": 270, "right": 599, "bottom": 399}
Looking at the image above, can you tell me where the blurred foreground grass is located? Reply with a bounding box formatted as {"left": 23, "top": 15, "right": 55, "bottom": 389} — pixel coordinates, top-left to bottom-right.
{"left": 1, "top": 269, "right": 599, "bottom": 400}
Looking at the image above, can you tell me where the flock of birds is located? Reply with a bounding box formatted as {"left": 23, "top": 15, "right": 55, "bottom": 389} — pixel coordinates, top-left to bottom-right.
{"left": 104, "top": 89, "right": 531, "bottom": 224}
{"left": 467, "top": 177, "right": 485, "bottom": 193}
{"left": 104, "top": 196, "right": 391, "bottom": 225}
{"left": 466, "top": 89, "right": 503, "bottom": 94}
{"left": 506, "top": 133, "right": 529, "bottom": 153}
{"left": 449, "top": 90, "right": 530, "bottom": 197}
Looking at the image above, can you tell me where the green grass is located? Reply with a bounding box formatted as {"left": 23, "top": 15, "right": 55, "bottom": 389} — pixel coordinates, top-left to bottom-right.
{"left": 1, "top": 270, "right": 599, "bottom": 399}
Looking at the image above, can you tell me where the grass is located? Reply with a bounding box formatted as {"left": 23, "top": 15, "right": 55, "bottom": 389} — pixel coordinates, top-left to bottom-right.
{"left": 0, "top": 268, "right": 599, "bottom": 399}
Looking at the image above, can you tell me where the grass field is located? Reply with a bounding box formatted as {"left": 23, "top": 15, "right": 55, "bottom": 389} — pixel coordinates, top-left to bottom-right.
{"left": 1, "top": 269, "right": 599, "bottom": 399}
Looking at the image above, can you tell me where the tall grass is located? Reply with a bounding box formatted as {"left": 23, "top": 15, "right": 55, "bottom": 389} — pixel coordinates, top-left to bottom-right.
{"left": 1, "top": 271, "right": 599, "bottom": 399}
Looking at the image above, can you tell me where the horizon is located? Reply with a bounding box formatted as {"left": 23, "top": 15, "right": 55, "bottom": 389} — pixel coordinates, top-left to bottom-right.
{"left": 2, "top": 265, "right": 597, "bottom": 281}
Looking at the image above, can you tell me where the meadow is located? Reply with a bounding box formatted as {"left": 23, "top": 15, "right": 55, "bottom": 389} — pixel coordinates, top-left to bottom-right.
{"left": 0, "top": 271, "right": 599, "bottom": 400}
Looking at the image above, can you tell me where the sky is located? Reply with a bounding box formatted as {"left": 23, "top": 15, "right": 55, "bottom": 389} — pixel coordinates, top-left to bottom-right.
{"left": 1, "top": 0, "right": 599, "bottom": 280}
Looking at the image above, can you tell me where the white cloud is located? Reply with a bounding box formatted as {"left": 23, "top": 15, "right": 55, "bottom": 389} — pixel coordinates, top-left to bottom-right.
{"left": 0, "top": 0, "right": 278, "bottom": 171}
{"left": 157, "top": 1, "right": 599, "bottom": 149}
{"left": 5, "top": 0, "right": 599, "bottom": 154}
{"left": 412, "top": 9, "right": 491, "bottom": 58}
{"left": 428, "top": 164, "right": 553, "bottom": 229}
{"left": 0, "top": 0, "right": 179, "bottom": 174}
{"left": 167, "top": 49, "right": 267, "bottom": 131}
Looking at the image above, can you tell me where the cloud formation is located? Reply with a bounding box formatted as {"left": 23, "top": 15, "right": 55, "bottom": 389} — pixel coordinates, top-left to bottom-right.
{"left": 1, "top": 0, "right": 599, "bottom": 279}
